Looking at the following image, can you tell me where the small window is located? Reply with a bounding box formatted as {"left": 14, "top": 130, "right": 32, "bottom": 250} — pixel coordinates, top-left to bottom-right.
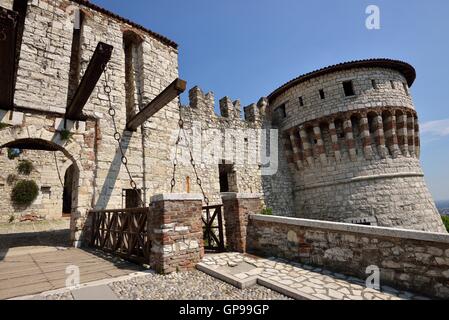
{"left": 272, "top": 104, "right": 287, "bottom": 125}
{"left": 274, "top": 104, "right": 287, "bottom": 118}
{"left": 319, "top": 89, "right": 325, "bottom": 100}
{"left": 298, "top": 96, "right": 304, "bottom": 107}
{"left": 390, "top": 80, "right": 396, "bottom": 89}
{"left": 403, "top": 83, "right": 409, "bottom": 96}
{"left": 371, "top": 79, "right": 378, "bottom": 90}
{"left": 343, "top": 81, "right": 355, "bottom": 97}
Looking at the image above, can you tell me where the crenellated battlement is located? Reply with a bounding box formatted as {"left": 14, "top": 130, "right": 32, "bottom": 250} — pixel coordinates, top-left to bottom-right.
{"left": 186, "top": 86, "right": 267, "bottom": 125}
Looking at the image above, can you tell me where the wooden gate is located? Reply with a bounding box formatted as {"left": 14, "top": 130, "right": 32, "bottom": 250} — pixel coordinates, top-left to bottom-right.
{"left": 89, "top": 208, "right": 150, "bottom": 264}
{"left": 202, "top": 205, "right": 225, "bottom": 252}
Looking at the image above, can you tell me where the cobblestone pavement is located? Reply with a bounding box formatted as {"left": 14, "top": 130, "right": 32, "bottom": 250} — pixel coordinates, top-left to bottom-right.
{"left": 109, "top": 271, "right": 291, "bottom": 300}
{"left": 200, "top": 253, "right": 430, "bottom": 300}
{"left": 37, "top": 271, "right": 291, "bottom": 300}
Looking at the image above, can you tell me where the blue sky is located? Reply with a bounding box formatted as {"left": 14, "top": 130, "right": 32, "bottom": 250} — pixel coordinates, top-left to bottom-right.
{"left": 92, "top": 0, "right": 449, "bottom": 201}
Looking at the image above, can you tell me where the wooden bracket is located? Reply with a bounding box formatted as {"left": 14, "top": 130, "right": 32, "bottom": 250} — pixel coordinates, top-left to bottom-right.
{"left": 66, "top": 42, "right": 113, "bottom": 120}
{"left": 126, "top": 78, "right": 186, "bottom": 131}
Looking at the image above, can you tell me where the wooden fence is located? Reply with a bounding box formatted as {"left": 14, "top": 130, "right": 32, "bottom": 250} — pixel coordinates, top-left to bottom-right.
{"left": 89, "top": 208, "right": 151, "bottom": 264}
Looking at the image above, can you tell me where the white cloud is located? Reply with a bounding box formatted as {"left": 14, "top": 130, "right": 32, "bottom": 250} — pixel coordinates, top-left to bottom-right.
{"left": 421, "top": 118, "right": 449, "bottom": 137}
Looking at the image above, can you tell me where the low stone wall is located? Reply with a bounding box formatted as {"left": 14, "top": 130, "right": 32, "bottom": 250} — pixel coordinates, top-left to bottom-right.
{"left": 247, "top": 215, "right": 449, "bottom": 299}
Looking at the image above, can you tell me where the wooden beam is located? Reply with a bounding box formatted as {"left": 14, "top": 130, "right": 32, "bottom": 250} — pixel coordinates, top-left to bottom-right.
{"left": 126, "top": 78, "right": 186, "bottom": 131}
{"left": 66, "top": 42, "right": 113, "bottom": 120}
{"left": 0, "top": 8, "right": 18, "bottom": 110}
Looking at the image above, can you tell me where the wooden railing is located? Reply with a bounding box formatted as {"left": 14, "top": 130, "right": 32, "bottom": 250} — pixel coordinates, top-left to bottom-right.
{"left": 89, "top": 207, "right": 151, "bottom": 265}
{"left": 202, "top": 205, "right": 225, "bottom": 252}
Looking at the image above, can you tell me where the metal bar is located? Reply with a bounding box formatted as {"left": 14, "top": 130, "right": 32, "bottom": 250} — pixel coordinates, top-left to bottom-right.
{"left": 0, "top": 8, "right": 18, "bottom": 109}
{"left": 66, "top": 42, "right": 113, "bottom": 120}
{"left": 126, "top": 78, "right": 186, "bottom": 131}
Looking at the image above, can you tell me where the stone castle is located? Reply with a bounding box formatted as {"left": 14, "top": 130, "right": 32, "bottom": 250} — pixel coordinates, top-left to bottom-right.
{"left": 0, "top": 0, "right": 445, "bottom": 246}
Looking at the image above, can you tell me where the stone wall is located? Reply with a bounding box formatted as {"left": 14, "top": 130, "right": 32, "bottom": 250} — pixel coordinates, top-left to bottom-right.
{"left": 0, "top": 0, "right": 13, "bottom": 10}
{"left": 271, "top": 67, "right": 414, "bottom": 128}
{"left": 0, "top": 148, "right": 71, "bottom": 222}
{"left": 180, "top": 87, "right": 295, "bottom": 216}
{"left": 247, "top": 215, "right": 449, "bottom": 299}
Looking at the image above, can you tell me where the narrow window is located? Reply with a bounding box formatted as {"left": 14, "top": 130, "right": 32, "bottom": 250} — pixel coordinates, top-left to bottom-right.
{"left": 371, "top": 79, "right": 378, "bottom": 89}
{"left": 343, "top": 81, "right": 355, "bottom": 97}
{"left": 403, "top": 82, "right": 409, "bottom": 96}
{"left": 319, "top": 89, "right": 325, "bottom": 100}
{"left": 123, "top": 31, "right": 144, "bottom": 124}
{"left": 298, "top": 96, "right": 304, "bottom": 107}
{"left": 390, "top": 80, "right": 396, "bottom": 89}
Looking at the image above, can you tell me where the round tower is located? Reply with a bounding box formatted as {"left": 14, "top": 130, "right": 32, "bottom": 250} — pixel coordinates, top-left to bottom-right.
{"left": 268, "top": 59, "right": 446, "bottom": 233}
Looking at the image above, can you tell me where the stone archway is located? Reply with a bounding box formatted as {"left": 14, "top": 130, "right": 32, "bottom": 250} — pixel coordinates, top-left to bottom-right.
{"left": 0, "top": 121, "right": 96, "bottom": 247}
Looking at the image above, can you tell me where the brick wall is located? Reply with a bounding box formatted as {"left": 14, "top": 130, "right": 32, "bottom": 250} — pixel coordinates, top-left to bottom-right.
{"left": 247, "top": 215, "right": 449, "bottom": 298}
{"left": 149, "top": 194, "right": 204, "bottom": 274}
{"left": 221, "top": 193, "right": 262, "bottom": 252}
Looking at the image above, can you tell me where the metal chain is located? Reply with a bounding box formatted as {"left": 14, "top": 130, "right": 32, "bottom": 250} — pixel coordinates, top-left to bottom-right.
{"left": 102, "top": 63, "right": 144, "bottom": 207}
{"left": 171, "top": 100, "right": 209, "bottom": 206}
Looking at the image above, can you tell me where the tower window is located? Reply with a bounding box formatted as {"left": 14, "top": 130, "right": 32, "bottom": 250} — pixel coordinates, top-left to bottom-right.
{"left": 274, "top": 104, "right": 286, "bottom": 118}
{"left": 371, "top": 79, "right": 378, "bottom": 90}
{"left": 390, "top": 80, "right": 396, "bottom": 89}
{"left": 272, "top": 104, "right": 286, "bottom": 125}
{"left": 319, "top": 89, "right": 325, "bottom": 100}
{"left": 298, "top": 96, "right": 304, "bottom": 107}
{"left": 343, "top": 81, "right": 355, "bottom": 97}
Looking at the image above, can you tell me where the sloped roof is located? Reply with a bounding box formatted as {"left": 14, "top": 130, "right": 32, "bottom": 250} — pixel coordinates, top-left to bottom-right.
{"left": 71, "top": 0, "right": 178, "bottom": 49}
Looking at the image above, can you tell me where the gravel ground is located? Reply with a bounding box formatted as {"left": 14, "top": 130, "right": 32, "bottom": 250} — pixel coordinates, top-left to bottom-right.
{"left": 109, "top": 271, "right": 291, "bottom": 300}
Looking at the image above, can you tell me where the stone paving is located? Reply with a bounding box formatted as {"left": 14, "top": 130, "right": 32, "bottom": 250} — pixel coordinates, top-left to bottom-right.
{"left": 198, "top": 253, "right": 430, "bottom": 300}
{"left": 33, "top": 270, "right": 291, "bottom": 300}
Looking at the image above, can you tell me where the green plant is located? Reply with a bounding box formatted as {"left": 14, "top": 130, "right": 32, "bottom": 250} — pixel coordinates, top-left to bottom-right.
{"left": 261, "top": 208, "right": 273, "bottom": 216}
{"left": 60, "top": 129, "right": 73, "bottom": 141}
{"left": 11, "top": 180, "right": 39, "bottom": 206}
{"left": 442, "top": 216, "right": 449, "bottom": 232}
{"left": 0, "top": 122, "right": 10, "bottom": 130}
{"left": 8, "top": 215, "right": 15, "bottom": 223}
{"left": 17, "top": 160, "right": 34, "bottom": 175}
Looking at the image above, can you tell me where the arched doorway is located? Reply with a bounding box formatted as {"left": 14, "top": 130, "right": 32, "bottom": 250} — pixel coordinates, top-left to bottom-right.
{"left": 62, "top": 164, "right": 76, "bottom": 216}
{"left": 0, "top": 134, "right": 80, "bottom": 252}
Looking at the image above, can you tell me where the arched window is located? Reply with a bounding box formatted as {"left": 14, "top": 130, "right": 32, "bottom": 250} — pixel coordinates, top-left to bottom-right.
{"left": 123, "top": 30, "right": 144, "bottom": 123}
